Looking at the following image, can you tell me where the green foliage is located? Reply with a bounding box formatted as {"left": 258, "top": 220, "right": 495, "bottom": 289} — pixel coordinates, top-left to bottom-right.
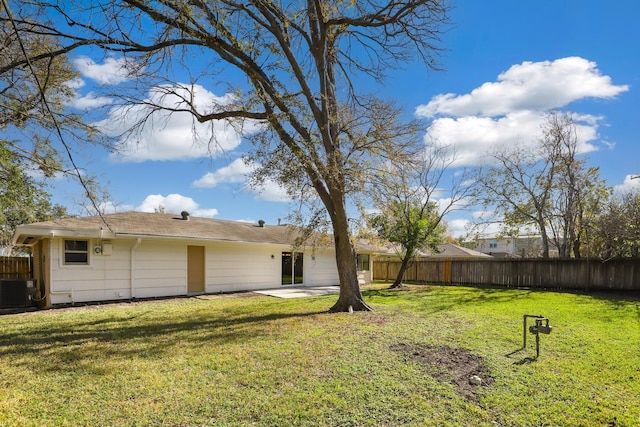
{"left": 370, "top": 200, "right": 446, "bottom": 260}
{"left": 0, "top": 14, "right": 101, "bottom": 245}
{"left": 0, "top": 286, "right": 638, "bottom": 426}
{"left": 0, "top": 140, "right": 68, "bottom": 253}
{"left": 591, "top": 191, "right": 640, "bottom": 258}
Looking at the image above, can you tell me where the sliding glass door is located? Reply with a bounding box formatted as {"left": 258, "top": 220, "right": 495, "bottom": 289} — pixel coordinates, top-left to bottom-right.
{"left": 281, "top": 252, "right": 303, "bottom": 285}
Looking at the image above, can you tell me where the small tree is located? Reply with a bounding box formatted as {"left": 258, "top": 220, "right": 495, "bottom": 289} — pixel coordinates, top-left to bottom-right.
{"left": 368, "top": 143, "right": 473, "bottom": 287}
{"left": 370, "top": 200, "right": 446, "bottom": 288}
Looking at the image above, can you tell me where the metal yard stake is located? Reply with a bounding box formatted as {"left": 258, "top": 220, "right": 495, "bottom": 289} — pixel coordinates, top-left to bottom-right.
{"left": 523, "top": 314, "right": 552, "bottom": 358}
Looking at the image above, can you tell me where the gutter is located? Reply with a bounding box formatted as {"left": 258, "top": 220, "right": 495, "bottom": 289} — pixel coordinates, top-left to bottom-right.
{"left": 130, "top": 237, "right": 142, "bottom": 298}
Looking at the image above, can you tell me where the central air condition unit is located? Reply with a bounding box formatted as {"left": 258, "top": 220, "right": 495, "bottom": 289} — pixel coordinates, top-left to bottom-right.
{"left": 0, "top": 279, "right": 35, "bottom": 308}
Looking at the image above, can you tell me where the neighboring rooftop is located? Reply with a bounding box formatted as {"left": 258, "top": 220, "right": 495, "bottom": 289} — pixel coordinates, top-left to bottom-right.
{"left": 370, "top": 243, "right": 492, "bottom": 258}
{"left": 426, "top": 244, "right": 492, "bottom": 258}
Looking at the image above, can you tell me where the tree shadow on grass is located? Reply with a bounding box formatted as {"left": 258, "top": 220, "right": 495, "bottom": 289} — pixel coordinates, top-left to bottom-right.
{"left": 363, "top": 284, "right": 534, "bottom": 314}
{"left": 583, "top": 290, "right": 640, "bottom": 321}
{"left": 0, "top": 304, "right": 328, "bottom": 374}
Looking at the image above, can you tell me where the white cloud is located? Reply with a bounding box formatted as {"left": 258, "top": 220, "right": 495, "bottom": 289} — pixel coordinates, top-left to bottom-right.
{"left": 98, "top": 201, "right": 134, "bottom": 214}
{"left": 96, "top": 83, "right": 259, "bottom": 162}
{"left": 252, "top": 180, "right": 292, "bottom": 202}
{"left": 65, "top": 77, "right": 85, "bottom": 90}
{"left": 74, "top": 56, "right": 138, "bottom": 85}
{"left": 192, "top": 157, "right": 292, "bottom": 202}
{"left": 446, "top": 218, "right": 471, "bottom": 238}
{"left": 427, "top": 111, "right": 600, "bottom": 166}
{"left": 71, "top": 92, "right": 114, "bottom": 110}
{"left": 92, "top": 195, "right": 217, "bottom": 217}
{"left": 192, "top": 158, "right": 252, "bottom": 188}
{"left": 417, "top": 57, "right": 629, "bottom": 166}
{"left": 614, "top": 175, "right": 640, "bottom": 194}
{"left": 136, "top": 193, "right": 218, "bottom": 218}
{"left": 417, "top": 57, "right": 629, "bottom": 118}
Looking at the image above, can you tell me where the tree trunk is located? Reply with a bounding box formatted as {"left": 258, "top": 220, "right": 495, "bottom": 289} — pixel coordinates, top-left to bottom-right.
{"left": 390, "top": 257, "right": 411, "bottom": 288}
{"left": 328, "top": 205, "right": 372, "bottom": 312}
{"left": 538, "top": 218, "right": 550, "bottom": 258}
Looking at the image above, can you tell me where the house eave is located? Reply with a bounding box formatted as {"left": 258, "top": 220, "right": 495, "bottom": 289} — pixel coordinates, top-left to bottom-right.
{"left": 12, "top": 224, "right": 117, "bottom": 246}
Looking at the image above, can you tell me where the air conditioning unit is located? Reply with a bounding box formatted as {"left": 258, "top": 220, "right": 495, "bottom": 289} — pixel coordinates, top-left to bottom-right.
{"left": 0, "top": 279, "right": 35, "bottom": 308}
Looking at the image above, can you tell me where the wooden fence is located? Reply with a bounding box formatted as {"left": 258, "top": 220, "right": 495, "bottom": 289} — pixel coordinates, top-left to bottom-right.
{"left": 373, "top": 258, "right": 640, "bottom": 292}
{"left": 0, "top": 256, "right": 33, "bottom": 279}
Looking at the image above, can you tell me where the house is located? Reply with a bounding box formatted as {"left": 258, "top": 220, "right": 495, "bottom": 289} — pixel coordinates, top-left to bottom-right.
{"left": 11, "top": 211, "right": 375, "bottom": 307}
{"left": 371, "top": 243, "right": 492, "bottom": 261}
{"left": 464, "top": 236, "right": 560, "bottom": 258}
{"left": 418, "top": 243, "right": 492, "bottom": 258}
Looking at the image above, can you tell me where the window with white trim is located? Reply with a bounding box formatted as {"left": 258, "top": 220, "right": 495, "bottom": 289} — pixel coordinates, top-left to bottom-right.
{"left": 64, "top": 240, "right": 89, "bottom": 265}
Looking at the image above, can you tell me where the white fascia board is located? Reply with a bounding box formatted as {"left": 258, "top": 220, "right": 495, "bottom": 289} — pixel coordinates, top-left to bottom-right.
{"left": 12, "top": 224, "right": 116, "bottom": 245}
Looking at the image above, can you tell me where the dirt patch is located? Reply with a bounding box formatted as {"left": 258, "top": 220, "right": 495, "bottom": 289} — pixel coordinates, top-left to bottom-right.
{"left": 391, "top": 342, "right": 494, "bottom": 402}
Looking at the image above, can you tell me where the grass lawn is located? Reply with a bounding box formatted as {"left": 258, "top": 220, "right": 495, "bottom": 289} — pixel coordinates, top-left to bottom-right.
{"left": 0, "top": 283, "right": 638, "bottom": 426}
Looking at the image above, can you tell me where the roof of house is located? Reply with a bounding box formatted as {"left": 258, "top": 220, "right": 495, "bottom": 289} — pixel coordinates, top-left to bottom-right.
{"left": 13, "top": 211, "right": 309, "bottom": 246}
{"left": 428, "top": 244, "right": 492, "bottom": 258}
{"left": 369, "top": 242, "right": 492, "bottom": 258}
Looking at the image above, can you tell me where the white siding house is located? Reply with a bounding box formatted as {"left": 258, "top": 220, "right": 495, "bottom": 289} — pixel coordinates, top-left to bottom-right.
{"left": 12, "top": 211, "right": 370, "bottom": 307}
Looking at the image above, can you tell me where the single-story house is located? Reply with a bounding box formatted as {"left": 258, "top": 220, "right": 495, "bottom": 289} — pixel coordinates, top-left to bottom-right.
{"left": 11, "top": 211, "right": 375, "bottom": 307}
{"left": 371, "top": 243, "right": 492, "bottom": 261}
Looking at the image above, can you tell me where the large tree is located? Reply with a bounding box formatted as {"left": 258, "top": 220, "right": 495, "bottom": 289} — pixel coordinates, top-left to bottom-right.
{"left": 2, "top": 1, "right": 451, "bottom": 311}
{"left": 539, "top": 113, "right": 610, "bottom": 258}
{"left": 476, "top": 113, "right": 608, "bottom": 258}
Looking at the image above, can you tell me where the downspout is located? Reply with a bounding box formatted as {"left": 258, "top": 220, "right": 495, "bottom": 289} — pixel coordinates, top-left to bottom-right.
{"left": 47, "top": 232, "right": 75, "bottom": 304}
{"left": 130, "top": 237, "right": 142, "bottom": 299}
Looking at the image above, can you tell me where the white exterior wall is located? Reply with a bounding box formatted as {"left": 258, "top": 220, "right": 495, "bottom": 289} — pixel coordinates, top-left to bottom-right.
{"left": 49, "top": 237, "right": 135, "bottom": 304}
{"left": 303, "top": 249, "right": 339, "bottom": 287}
{"left": 132, "top": 240, "right": 188, "bottom": 298}
{"left": 204, "top": 244, "right": 340, "bottom": 293}
{"left": 205, "top": 242, "right": 281, "bottom": 293}
{"left": 358, "top": 269, "right": 372, "bottom": 285}
{"left": 473, "top": 238, "right": 516, "bottom": 255}
{"left": 47, "top": 236, "right": 342, "bottom": 304}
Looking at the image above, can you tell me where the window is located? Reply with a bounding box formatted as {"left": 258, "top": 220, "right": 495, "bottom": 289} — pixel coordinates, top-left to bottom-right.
{"left": 357, "top": 254, "right": 370, "bottom": 271}
{"left": 489, "top": 242, "right": 498, "bottom": 249}
{"left": 64, "top": 240, "right": 89, "bottom": 265}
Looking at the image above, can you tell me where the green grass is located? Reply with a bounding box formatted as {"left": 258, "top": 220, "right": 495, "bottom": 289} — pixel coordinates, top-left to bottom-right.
{"left": 0, "top": 284, "right": 639, "bottom": 426}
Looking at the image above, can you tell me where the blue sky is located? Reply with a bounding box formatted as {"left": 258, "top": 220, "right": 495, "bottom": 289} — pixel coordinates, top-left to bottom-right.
{"left": 48, "top": 0, "right": 640, "bottom": 237}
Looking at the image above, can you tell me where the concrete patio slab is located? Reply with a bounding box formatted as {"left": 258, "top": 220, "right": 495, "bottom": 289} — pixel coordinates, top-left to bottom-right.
{"left": 254, "top": 286, "right": 340, "bottom": 299}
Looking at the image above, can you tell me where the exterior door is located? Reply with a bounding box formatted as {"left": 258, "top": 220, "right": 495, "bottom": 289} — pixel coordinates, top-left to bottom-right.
{"left": 281, "top": 252, "right": 303, "bottom": 285}
{"left": 187, "top": 246, "right": 205, "bottom": 293}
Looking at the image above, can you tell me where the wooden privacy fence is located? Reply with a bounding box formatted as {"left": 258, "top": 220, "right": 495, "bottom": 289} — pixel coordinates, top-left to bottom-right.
{"left": 373, "top": 258, "right": 640, "bottom": 292}
{"left": 0, "top": 256, "right": 33, "bottom": 279}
